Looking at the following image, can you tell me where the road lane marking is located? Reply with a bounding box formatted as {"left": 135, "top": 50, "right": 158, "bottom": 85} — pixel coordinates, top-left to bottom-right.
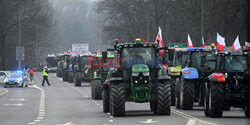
{"left": 171, "top": 108, "right": 217, "bottom": 125}
{"left": 140, "top": 119, "right": 158, "bottom": 124}
{"left": 109, "top": 120, "right": 113, "bottom": 123}
{"left": 26, "top": 85, "right": 45, "bottom": 125}
{"left": 0, "top": 88, "right": 8, "bottom": 97}
{"left": 3, "top": 103, "right": 24, "bottom": 106}
{"left": 56, "top": 122, "right": 73, "bottom": 125}
{"left": 9, "top": 98, "right": 26, "bottom": 101}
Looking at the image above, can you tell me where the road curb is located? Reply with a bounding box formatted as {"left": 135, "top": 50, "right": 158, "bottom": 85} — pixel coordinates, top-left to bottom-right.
{"left": 0, "top": 87, "right": 8, "bottom": 97}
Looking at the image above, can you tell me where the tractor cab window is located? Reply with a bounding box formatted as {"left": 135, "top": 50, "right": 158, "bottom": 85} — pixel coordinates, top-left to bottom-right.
{"left": 81, "top": 56, "right": 88, "bottom": 67}
{"left": 122, "top": 47, "right": 156, "bottom": 68}
{"left": 174, "top": 51, "right": 188, "bottom": 67}
{"left": 225, "top": 55, "right": 247, "bottom": 72}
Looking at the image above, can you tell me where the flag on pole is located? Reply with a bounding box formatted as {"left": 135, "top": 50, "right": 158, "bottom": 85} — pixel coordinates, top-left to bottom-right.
{"left": 231, "top": 36, "right": 241, "bottom": 51}
{"left": 202, "top": 37, "right": 205, "bottom": 48}
{"left": 216, "top": 33, "right": 226, "bottom": 52}
{"left": 187, "top": 34, "right": 194, "bottom": 48}
{"left": 154, "top": 27, "right": 165, "bottom": 56}
{"left": 245, "top": 42, "right": 250, "bottom": 50}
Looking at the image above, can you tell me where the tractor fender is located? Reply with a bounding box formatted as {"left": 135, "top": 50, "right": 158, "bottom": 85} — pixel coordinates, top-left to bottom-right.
{"left": 110, "top": 77, "right": 123, "bottom": 83}
{"left": 208, "top": 73, "right": 225, "bottom": 82}
{"left": 181, "top": 68, "right": 199, "bottom": 79}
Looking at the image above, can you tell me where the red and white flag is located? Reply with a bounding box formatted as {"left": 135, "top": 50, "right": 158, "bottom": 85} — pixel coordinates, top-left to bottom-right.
{"left": 245, "top": 42, "right": 250, "bottom": 50}
{"left": 231, "top": 36, "right": 241, "bottom": 51}
{"left": 154, "top": 27, "right": 165, "bottom": 56}
{"left": 202, "top": 37, "right": 205, "bottom": 48}
{"left": 187, "top": 34, "right": 194, "bottom": 48}
{"left": 216, "top": 33, "right": 226, "bottom": 52}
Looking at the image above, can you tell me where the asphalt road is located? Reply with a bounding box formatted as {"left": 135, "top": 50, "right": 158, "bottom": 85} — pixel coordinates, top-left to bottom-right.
{"left": 0, "top": 72, "right": 249, "bottom": 125}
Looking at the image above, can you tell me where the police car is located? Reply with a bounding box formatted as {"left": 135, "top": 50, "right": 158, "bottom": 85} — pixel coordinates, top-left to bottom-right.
{"left": 3, "top": 71, "right": 28, "bottom": 88}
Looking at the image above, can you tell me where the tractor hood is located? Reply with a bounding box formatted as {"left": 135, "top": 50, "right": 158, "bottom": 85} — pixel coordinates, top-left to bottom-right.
{"left": 132, "top": 64, "right": 149, "bottom": 73}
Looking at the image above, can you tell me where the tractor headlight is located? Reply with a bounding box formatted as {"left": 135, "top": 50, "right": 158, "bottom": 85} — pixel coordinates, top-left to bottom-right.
{"left": 142, "top": 72, "right": 149, "bottom": 76}
{"left": 144, "top": 80, "right": 148, "bottom": 83}
{"left": 132, "top": 73, "right": 140, "bottom": 76}
{"left": 135, "top": 80, "right": 138, "bottom": 84}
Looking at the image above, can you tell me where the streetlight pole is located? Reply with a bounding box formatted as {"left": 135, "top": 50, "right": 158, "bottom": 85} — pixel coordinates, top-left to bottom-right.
{"left": 18, "top": 12, "right": 21, "bottom": 69}
{"left": 144, "top": 0, "right": 150, "bottom": 41}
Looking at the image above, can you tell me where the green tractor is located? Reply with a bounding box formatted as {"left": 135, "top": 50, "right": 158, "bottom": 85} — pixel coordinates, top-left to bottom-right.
{"left": 73, "top": 55, "right": 95, "bottom": 86}
{"left": 62, "top": 54, "right": 72, "bottom": 81}
{"left": 56, "top": 54, "right": 67, "bottom": 77}
{"left": 91, "top": 53, "right": 114, "bottom": 100}
{"left": 102, "top": 39, "right": 171, "bottom": 117}
{"left": 204, "top": 51, "right": 250, "bottom": 118}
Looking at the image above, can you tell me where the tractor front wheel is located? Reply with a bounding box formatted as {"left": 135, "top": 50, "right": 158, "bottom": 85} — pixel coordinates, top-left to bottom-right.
{"left": 91, "top": 80, "right": 102, "bottom": 100}
{"left": 157, "top": 81, "right": 171, "bottom": 115}
{"left": 68, "top": 72, "right": 74, "bottom": 83}
{"left": 204, "top": 83, "right": 209, "bottom": 116}
{"left": 110, "top": 84, "right": 125, "bottom": 117}
{"left": 171, "top": 77, "right": 176, "bottom": 106}
{"left": 209, "top": 81, "right": 224, "bottom": 118}
{"left": 74, "top": 72, "right": 81, "bottom": 86}
{"left": 180, "top": 78, "right": 195, "bottom": 110}
{"left": 102, "top": 88, "right": 110, "bottom": 113}
{"left": 175, "top": 78, "right": 181, "bottom": 109}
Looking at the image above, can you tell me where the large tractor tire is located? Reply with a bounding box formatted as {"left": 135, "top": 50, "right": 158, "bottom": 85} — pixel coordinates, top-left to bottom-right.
{"left": 171, "top": 77, "right": 176, "bottom": 106}
{"left": 93, "top": 80, "right": 102, "bottom": 100}
{"left": 74, "top": 72, "right": 81, "bottom": 86}
{"left": 68, "top": 72, "right": 74, "bottom": 83}
{"left": 245, "top": 84, "right": 250, "bottom": 118}
{"left": 180, "top": 78, "right": 195, "bottom": 110}
{"left": 209, "top": 82, "right": 224, "bottom": 118}
{"left": 175, "top": 78, "right": 181, "bottom": 109}
{"left": 156, "top": 81, "right": 171, "bottom": 115}
{"left": 204, "top": 83, "right": 210, "bottom": 116}
{"left": 62, "top": 69, "right": 69, "bottom": 81}
{"left": 110, "top": 84, "right": 125, "bottom": 117}
{"left": 57, "top": 68, "right": 62, "bottom": 77}
{"left": 102, "top": 88, "right": 110, "bottom": 113}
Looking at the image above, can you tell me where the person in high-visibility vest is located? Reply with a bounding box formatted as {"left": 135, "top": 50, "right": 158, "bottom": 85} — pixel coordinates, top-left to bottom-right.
{"left": 42, "top": 66, "right": 50, "bottom": 86}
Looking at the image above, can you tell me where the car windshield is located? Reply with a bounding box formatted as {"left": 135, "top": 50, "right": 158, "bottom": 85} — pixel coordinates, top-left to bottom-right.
{"left": 122, "top": 47, "right": 156, "bottom": 68}
{"left": 9, "top": 73, "right": 22, "bottom": 78}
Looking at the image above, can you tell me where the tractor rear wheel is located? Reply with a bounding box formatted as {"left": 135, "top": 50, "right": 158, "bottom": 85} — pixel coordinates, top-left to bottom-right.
{"left": 209, "top": 81, "right": 224, "bottom": 118}
{"left": 91, "top": 80, "right": 96, "bottom": 98}
{"left": 102, "top": 88, "right": 110, "bottom": 113}
{"left": 63, "top": 69, "right": 69, "bottom": 81}
{"left": 110, "top": 84, "right": 125, "bottom": 117}
{"left": 74, "top": 72, "right": 81, "bottom": 86}
{"left": 175, "top": 78, "right": 181, "bottom": 109}
{"left": 171, "top": 77, "right": 176, "bottom": 106}
{"left": 68, "top": 72, "right": 74, "bottom": 83}
{"left": 57, "top": 68, "right": 62, "bottom": 77}
{"left": 157, "top": 81, "right": 171, "bottom": 115}
{"left": 180, "top": 78, "right": 195, "bottom": 110}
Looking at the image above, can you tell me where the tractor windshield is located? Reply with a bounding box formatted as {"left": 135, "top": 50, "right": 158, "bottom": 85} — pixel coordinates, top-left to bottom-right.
{"left": 190, "top": 52, "right": 216, "bottom": 71}
{"left": 122, "top": 47, "right": 156, "bottom": 68}
{"left": 81, "top": 56, "right": 88, "bottom": 67}
{"left": 174, "top": 51, "right": 188, "bottom": 67}
{"left": 216, "top": 55, "right": 247, "bottom": 72}
{"left": 225, "top": 55, "right": 247, "bottom": 72}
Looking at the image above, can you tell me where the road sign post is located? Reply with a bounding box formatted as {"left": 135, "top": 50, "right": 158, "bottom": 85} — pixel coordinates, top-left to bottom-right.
{"left": 16, "top": 46, "right": 25, "bottom": 69}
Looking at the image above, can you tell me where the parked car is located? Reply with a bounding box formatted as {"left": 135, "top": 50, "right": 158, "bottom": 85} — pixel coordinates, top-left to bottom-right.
{"left": 0, "top": 71, "right": 8, "bottom": 85}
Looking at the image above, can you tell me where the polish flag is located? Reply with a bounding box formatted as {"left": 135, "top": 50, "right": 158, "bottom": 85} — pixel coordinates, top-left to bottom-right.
{"left": 231, "top": 36, "right": 241, "bottom": 51}
{"left": 154, "top": 27, "right": 165, "bottom": 56}
{"left": 245, "top": 42, "right": 250, "bottom": 50}
{"left": 216, "top": 33, "right": 226, "bottom": 52}
{"left": 187, "top": 34, "right": 194, "bottom": 48}
{"left": 202, "top": 37, "right": 205, "bottom": 48}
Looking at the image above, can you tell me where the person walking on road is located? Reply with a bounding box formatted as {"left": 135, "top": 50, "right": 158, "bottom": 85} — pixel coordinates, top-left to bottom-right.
{"left": 42, "top": 66, "right": 50, "bottom": 86}
{"left": 29, "top": 67, "right": 34, "bottom": 82}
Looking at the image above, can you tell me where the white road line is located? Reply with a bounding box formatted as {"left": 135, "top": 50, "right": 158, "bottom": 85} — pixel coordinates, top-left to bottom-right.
{"left": 26, "top": 85, "right": 45, "bottom": 125}
{"left": 171, "top": 108, "right": 217, "bottom": 125}
{"left": 140, "top": 119, "right": 158, "bottom": 124}
{"left": 109, "top": 120, "right": 113, "bottom": 123}
{"left": 9, "top": 98, "right": 26, "bottom": 101}
{"left": 3, "top": 103, "right": 24, "bottom": 106}
{"left": 0, "top": 88, "right": 8, "bottom": 97}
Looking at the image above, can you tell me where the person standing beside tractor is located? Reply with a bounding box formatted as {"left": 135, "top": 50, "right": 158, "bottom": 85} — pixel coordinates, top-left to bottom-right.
{"left": 42, "top": 66, "right": 51, "bottom": 86}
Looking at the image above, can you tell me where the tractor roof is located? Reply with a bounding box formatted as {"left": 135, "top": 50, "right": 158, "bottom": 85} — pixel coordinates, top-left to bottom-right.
{"left": 116, "top": 42, "right": 158, "bottom": 50}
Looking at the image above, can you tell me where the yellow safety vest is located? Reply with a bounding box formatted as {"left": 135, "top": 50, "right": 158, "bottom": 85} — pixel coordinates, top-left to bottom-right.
{"left": 43, "top": 69, "right": 48, "bottom": 76}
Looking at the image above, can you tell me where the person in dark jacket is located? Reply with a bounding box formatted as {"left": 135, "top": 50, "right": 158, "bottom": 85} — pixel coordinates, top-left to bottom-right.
{"left": 42, "top": 66, "right": 50, "bottom": 86}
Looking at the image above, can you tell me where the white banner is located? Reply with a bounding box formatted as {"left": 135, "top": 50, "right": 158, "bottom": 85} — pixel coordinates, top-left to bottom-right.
{"left": 72, "top": 44, "right": 89, "bottom": 56}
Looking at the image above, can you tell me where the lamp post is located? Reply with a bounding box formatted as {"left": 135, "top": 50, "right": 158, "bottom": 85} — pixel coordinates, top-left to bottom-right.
{"left": 144, "top": 0, "right": 150, "bottom": 41}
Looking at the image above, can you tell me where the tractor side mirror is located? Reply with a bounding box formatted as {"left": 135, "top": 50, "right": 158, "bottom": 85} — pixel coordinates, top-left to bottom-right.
{"left": 102, "top": 51, "right": 108, "bottom": 63}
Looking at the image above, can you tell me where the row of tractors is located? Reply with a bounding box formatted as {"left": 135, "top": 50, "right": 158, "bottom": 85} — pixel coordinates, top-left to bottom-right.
{"left": 55, "top": 38, "right": 250, "bottom": 118}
